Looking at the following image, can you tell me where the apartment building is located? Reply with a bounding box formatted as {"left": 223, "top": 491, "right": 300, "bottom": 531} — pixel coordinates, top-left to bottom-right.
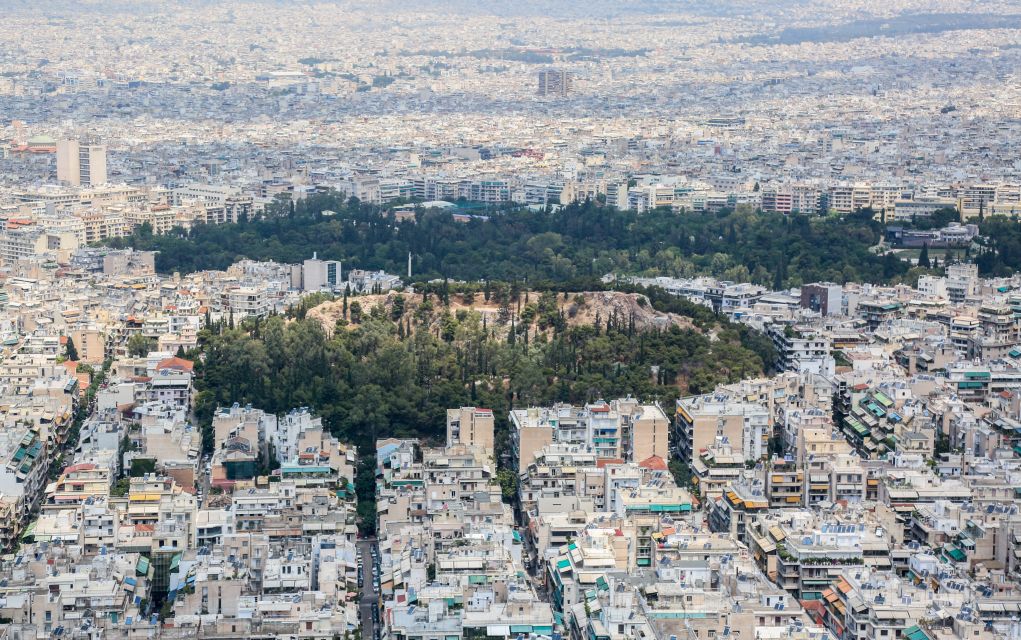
{"left": 675, "top": 394, "right": 769, "bottom": 466}
{"left": 446, "top": 406, "right": 495, "bottom": 453}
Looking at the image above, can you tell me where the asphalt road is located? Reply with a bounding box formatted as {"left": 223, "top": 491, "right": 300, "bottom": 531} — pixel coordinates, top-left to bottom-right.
{"left": 358, "top": 539, "right": 379, "bottom": 639}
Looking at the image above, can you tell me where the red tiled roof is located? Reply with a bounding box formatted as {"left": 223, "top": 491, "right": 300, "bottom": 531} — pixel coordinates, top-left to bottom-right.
{"left": 156, "top": 357, "right": 194, "bottom": 372}
{"left": 638, "top": 455, "right": 669, "bottom": 471}
{"left": 64, "top": 463, "right": 97, "bottom": 473}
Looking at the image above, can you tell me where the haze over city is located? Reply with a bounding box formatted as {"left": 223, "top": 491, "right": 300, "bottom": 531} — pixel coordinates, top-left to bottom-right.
{"left": 2, "top": 2, "right": 1021, "bottom": 640}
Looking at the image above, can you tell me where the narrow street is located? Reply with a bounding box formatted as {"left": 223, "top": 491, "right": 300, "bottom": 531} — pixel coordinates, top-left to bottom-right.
{"left": 358, "top": 538, "right": 379, "bottom": 640}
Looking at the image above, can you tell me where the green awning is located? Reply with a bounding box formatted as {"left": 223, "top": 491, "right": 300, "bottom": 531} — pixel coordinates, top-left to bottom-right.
{"left": 136, "top": 557, "right": 150, "bottom": 575}
{"left": 945, "top": 546, "right": 966, "bottom": 562}
{"left": 845, "top": 417, "right": 869, "bottom": 436}
{"left": 596, "top": 576, "right": 609, "bottom": 591}
{"left": 905, "top": 626, "right": 929, "bottom": 640}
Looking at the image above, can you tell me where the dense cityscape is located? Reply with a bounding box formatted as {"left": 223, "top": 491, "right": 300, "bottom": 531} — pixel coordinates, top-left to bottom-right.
{"left": 3, "top": 1, "right": 1021, "bottom": 639}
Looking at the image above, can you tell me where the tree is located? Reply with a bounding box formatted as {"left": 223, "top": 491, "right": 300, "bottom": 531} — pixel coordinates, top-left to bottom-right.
{"left": 65, "top": 336, "right": 79, "bottom": 362}
{"left": 106, "top": 193, "right": 908, "bottom": 288}
{"left": 496, "top": 468, "right": 518, "bottom": 502}
{"left": 391, "top": 294, "right": 405, "bottom": 321}
{"left": 127, "top": 333, "right": 155, "bottom": 357}
{"left": 129, "top": 458, "right": 157, "bottom": 477}
{"left": 349, "top": 301, "right": 363, "bottom": 324}
{"left": 918, "top": 243, "right": 931, "bottom": 269}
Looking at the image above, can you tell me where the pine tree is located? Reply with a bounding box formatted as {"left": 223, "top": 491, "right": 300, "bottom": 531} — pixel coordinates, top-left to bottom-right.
{"left": 773, "top": 257, "right": 784, "bottom": 291}
{"left": 65, "top": 337, "right": 78, "bottom": 362}
{"left": 918, "top": 243, "right": 931, "bottom": 269}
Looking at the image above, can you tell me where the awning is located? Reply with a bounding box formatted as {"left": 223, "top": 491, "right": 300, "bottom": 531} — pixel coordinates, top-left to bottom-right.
{"left": 136, "top": 557, "right": 150, "bottom": 576}
{"left": 904, "top": 626, "right": 929, "bottom": 640}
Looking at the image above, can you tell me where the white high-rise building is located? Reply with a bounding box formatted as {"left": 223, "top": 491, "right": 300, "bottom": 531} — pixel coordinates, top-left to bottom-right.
{"left": 302, "top": 253, "right": 342, "bottom": 292}
{"left": 56, "top": 139, "right": 107, "bottom": 187}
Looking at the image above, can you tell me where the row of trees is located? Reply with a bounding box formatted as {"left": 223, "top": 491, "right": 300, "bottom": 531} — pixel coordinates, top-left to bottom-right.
{"left": 108, "top": 194, "right": 911, "bottom": 288}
